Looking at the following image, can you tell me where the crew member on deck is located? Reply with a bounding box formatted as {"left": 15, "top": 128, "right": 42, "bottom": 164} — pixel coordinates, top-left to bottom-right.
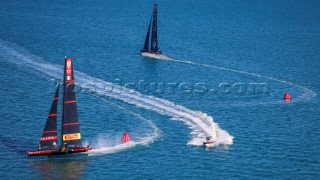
{"left": 206, "top": 137, "right": 211, "bottom": 142}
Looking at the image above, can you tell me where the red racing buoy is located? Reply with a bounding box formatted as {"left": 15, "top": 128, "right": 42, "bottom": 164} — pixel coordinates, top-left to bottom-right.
{"left": 122, "top": 132, "right": 130, "bottom": 143}
{"left": 284, "top": 92, "right": 291, "bottom": 101}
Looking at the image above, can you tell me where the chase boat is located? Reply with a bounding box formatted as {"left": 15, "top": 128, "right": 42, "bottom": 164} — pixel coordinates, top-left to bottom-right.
{"left": 203, "top": 136, "right": 216, "bottom": 147}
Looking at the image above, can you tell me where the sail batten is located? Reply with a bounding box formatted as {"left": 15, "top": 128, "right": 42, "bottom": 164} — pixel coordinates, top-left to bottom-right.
{"left": 61, "top": 57, "right": 82, "bottom": 147}
{"left": 38, "top": 85, "right": 59, "bottom": 150}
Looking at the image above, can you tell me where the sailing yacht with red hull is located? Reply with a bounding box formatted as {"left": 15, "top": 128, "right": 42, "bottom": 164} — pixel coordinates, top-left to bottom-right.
{"left": 27, "top": 57, "right": 92, "bottom": 157}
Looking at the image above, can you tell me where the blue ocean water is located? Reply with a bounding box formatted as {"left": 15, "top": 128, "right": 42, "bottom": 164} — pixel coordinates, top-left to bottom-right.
{"left": 0, "top": 0, "right": 320, "bottom": 178}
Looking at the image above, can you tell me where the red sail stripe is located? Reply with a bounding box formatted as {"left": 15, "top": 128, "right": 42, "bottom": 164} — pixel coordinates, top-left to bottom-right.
{"left": 64, "top": 100, "right": 76, "bottom": 104}
{"left": 48, "top": 114, "right": 57, "bottom": 117}
{"left": 43, "top": 130, "right": 57, "bottom": 134}
{"left": 40, "top": 136, "right": 57, "bottom": 141}
{"left": 63, "top": 122, "right": 80, "bottom": 126}
{"left": 65, "top": 80, "right": 74, "bottom": 83}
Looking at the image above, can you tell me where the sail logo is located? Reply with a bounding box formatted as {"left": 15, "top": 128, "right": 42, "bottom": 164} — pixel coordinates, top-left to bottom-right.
{"left": 63, "top": 133, "right": 81, "bottom": 141}
{"left": 40, "top": 136, "right": 58, "bottom": 141}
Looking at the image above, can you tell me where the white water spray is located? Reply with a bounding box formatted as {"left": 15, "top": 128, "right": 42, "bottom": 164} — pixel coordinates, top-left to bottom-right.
{"left": 0, "top": 40, "right": 233, "bottom": 149}
{"left": 88, "top": 98, "right": 160, "bottom": 156}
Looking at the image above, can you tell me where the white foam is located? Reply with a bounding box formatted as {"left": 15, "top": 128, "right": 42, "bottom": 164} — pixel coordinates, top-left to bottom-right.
{"left": 0, "top": 40, "right": 233, "bottom": 149}
{"left": 88, "top": 99, "right": 160, "bottom": 156}
{"left": 148, "top": 55, "right": 316, "bottom": 104}
{"left": 141, "top": 53, "right": 175, "bottom": 60}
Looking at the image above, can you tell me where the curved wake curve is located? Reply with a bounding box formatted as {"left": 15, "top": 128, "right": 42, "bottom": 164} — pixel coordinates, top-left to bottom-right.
{"left": 88, "top": 99, "right": 160, "bottom": 156}
{"left": 145, "top": 54, "right": 316, "bottom": 104}
{"left": 0, "top": 40, "right": 233, "bottom": 148}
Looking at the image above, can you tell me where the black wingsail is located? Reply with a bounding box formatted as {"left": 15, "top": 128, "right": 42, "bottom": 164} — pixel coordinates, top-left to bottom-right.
{"left": 150, "top": 3, "right": 159, "bottom": 52}
{"left": 61, "top": 57, "right": 82, "bottom": 148}
{"left": 38, "top": 85, "right": 59, "bottom": 150}
{"left": 141, "top": 3, "right": 161, "bottom": 54}
{"left": 27, "top": 57, "right": 92, "bottom": 156}
{"left": 142, "top": 17, "right": 152, "bottom": 52}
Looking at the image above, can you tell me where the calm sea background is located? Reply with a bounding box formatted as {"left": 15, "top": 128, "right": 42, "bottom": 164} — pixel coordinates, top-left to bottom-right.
{"left": 0, "top": 0, "right": 319, "bottom": 179}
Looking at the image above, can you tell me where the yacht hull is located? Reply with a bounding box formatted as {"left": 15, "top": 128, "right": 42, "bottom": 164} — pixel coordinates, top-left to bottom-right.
{"left": 27, "top": 147, "right": 93, "bottom": 157}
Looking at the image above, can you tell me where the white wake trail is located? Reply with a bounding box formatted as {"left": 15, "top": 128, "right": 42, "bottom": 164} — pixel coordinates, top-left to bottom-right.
{"left": 0, "top": 40, "right": 233, "bottom": 147}
{"left": 145, "top": 54, "right": 316, "bottom": 104}
{"left": 88, "top": 99, "right": 160, "bottom": 156}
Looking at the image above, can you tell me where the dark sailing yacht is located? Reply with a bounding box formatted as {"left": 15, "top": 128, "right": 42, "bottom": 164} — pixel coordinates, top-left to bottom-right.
{"left": 27, "top": 57, "right": 92, "bottom": 156}
{"left": 141, "top": 3, "right": 162, "bottom": 55}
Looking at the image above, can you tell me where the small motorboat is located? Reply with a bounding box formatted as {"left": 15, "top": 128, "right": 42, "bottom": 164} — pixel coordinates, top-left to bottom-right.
{"left": 203, "top": 136, "right": 215, "bottom": 147}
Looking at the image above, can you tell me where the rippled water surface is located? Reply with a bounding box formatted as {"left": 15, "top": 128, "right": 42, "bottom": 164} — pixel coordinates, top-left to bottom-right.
{"left": 0, "top": 0, "right": 319, "bottom": 178}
